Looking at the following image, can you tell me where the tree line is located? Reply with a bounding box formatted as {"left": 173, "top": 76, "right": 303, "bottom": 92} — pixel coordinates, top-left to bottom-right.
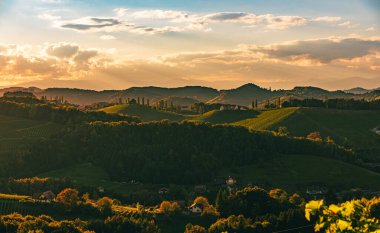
{"left": 282, "top": 98, "right": 380, "bottom": 110}
{"left": 0, "top": 97, "right": 140, "bottom": 124}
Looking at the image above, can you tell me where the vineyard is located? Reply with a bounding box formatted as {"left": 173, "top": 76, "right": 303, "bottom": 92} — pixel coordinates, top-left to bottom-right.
{"left": 232, "top": 107, "right": 299, "bottom": 130}
{"left": 0, "top": 195, "right": 62, "bottom": 218}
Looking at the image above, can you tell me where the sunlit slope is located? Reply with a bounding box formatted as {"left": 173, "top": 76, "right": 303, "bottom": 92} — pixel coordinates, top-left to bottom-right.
{"left": 100, "top": 104, "right": 185, "bottom": 121}
{"left": 271, "top": 108, "right": 380, "bottom": 148}
{"left": 192, "top": 110, "right": 260, "bottom": 124}
{"left": 232, "top": 107, "right": 299, "bottom": 130}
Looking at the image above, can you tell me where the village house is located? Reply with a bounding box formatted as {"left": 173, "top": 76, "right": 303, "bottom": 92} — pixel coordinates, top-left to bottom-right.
{"left": 194, "top": 185, "right": 207, "bottom": 193}
{"left": 181, "top": 105, "right": 192, "bottom": 111}
{"left": 306, "top": 186, "right": 327, "bottom": 200}
{"left": 32, "top": 191, "right": 56, "bottom": 202}
{"left": 226, "top": 176, "right": 237, "bottom": 186}
{"left": 188, "top": 203, "right": 203, "bottom": 214}
{"left": 158, "top": 187, "right": 170, "bottom": 195}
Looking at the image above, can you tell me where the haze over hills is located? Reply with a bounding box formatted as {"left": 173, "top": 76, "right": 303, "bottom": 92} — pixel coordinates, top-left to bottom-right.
{"left": 2, "top": 83, "right": 380, "bottom": 106}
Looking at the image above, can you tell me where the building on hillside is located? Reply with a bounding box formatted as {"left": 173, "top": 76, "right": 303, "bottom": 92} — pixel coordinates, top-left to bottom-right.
{"left": 32, "top": 191, "right": 55, "bottom": 202}
{"left": 97, "top": 186, "right": 105, "bottom": 193}
{"left": 188, "top": 203, "right": 203, "bottom": 214}
{"left": 220, "top": 104, "right": 249, "bottom": 111}
{"left": 306, "top": 186, "right": 327, "bottom": 200}
{"left": 194, "top": 185, "right": 208, "bottom": 193}
{"left": 226, "top": 176, "right": 237, "bottom": 186}
{"left": 158, "top": 187, "right": 170, "bottom": 195}
{"left": 181, "top": 105, "right": 192, "bottom": 111}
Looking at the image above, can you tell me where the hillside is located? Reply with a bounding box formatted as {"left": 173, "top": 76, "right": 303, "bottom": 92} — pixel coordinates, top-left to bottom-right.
{"left": 208, "top": 83, "right": 278, "bottom": 106}
{"left": 115, "top": 86, "right": 219, "bottom": 103}
{"left": 224, "top": 154, "right": 380, "bottom": 190}
{"left": 192, "top": 109, "right": 259, "bottom": 124}
{"left": 233, "top": 107, "right": 299, "bottom": 130}
{"left": 270, "top": 108, "right": 380, "bottom": 149}
{"left": 0, "top": 115, "right": 63, "bottom": 167}
{"left": 3, "top": 83, "right": 379, "bottom": 106}
{"left": 100, "top": 104, "right": 186, "bottom": 121}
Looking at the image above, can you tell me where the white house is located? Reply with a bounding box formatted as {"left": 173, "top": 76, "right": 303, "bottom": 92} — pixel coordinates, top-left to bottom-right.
{"left": 188, "top": 203, "right": 203, "bottom": 214}
{"left": 226, "top": 176, "right": 237, "bottom": 186}
{"left": 181, "top": 105, "right": 192, "bottom": 111}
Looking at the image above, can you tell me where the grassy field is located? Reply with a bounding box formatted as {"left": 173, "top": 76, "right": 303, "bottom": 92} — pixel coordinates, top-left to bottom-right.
{"left": 270, "top": 108, "right": 380, "bottom": 149}
{"left": 0, "top": 115, "right": 63, "bottom": 161}
{"left": 232, "top": 107, "right": 299, "bottom": 130}
{"left": 223, "top": 154, "right": 380, "bottom": 191}
{"left": 100, "top": 104, "right": 186, "bottom": 121}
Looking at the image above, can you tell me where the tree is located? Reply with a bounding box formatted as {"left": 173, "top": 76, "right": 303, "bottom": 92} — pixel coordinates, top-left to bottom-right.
{"left": 269, "top": 188, "right": 288, "bottom": 202}
{"left": 193, "top": 196, "right": 210, "bottom": 208}
{"left": 56, "top": 188, "right": 80, "bottom": 211}
{"left": 305, "top": 199, "right": 380, "bottom": 232}
{"left": 276, "top": 127, "right": 289, "bottom": 137}
{"left": 96, "top": 197, "right": 113, "bottom": 215}
{"left": 185, "top": 224, "right": 207, "bottom": 233}
{"left": 289, "top": 193, "right": 303, "bottom": 206}
{"left": 159, "top": 201, "right": 180, "bottom": 214}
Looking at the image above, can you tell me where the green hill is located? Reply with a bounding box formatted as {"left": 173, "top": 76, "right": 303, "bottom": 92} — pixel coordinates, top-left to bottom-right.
{"left": 233, "top": 107, "right": 299, "bottom": 130}
{"left": 192, "top": 109, "right": 259, "bottom": 124}
{"left": 224, "top": 154, "right": 380, "bottom": 191}
{"left": 0, "top": 115, "right": 63, "bottom": 167}
{"left": 100, "top": 104, "right": 185, "bottom": 121}
{"left": 233, "top": 107, "right": 380, "bottom": 149}
{"left": 270, "top": 108, "right": 380, "bottom": 149}
{"left": 41, "top": 153, "right": 380, "bottom": 195}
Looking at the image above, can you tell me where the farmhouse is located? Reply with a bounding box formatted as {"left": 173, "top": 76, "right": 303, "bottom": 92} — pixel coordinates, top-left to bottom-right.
{"left": 181, "top": 105, "right": 192, "bottom": 111}
{"left": 226, "top": 176, "right": 237, "bottom": 186}
{"left": 32, "top": 191, "right": 56, "bottom": 201}
{"left": 158, "top": 187, "right": 170, "bottom": 195}
{"left": 188, "top": 203, "right": 203, "bottom": 214}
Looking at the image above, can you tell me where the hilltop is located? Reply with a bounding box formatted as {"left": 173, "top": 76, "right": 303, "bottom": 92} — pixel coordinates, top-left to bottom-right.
{"left": 2, "top": 83, "right": 380, "bottom": 106}
{"left": 100, "top": 104, "right": 186, "bottom": 121}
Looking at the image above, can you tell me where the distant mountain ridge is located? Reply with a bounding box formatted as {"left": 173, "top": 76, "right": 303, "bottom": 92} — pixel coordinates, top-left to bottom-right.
{"left": 1, "top": 83, "right": 379, "bottom": 106}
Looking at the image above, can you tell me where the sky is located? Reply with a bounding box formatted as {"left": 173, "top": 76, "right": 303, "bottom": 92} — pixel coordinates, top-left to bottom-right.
{"left": 0, "top": 0, "right": 379, "bottom": 90}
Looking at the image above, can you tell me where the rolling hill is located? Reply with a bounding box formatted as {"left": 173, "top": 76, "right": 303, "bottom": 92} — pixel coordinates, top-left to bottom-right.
{"left": 2, "top": 83, "right": 380, "bottom": 106}
{"left": 269, "top": 108, "right": 380, "bottom": 149}
{"left": 0, "top": 115, "right": 63, "bottom": 164}
{"left": 233, "top": 107, "right": 300, "bottom": 130}
{"left": 223, "top": 154, "right": 380, "bottom": 191}
{"left": 100, "top": 104, "right": 186, "bottom": 121}
{"left": 232, "top": 107, "right": 380, "bottom": 149}
{"left": 191, "top": 109, "right": 260, "bottom": 124}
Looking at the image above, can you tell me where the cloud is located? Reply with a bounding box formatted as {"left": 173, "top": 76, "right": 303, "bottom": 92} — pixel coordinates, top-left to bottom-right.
{"left": 311, "top": 16, "right": 341, "bottom": 22}
{"left": 0, "top": 43, "right": 105, "bottom": 86}
{"left": 113, "top": 8, "right": 128, "bottom": 17}
{"left": 130, "top": 10, "right": 189, "bottom": 20}
{"left": 366, "top": 26, "right": 375, "bottom": 31}
{"left": 158, "top": 36, "right": 380, "bottom": 69}
{"left": 45, "top": 43, "right": 79, "bottom": 58}
{"left": 338, "top": 21, "right": 359, "bottom": 29}
{"left": 100, "top": 35, "right": 116, "bottom": 40}
{"left": 43, "top": 8, "right": 345, "bottom": 35}
{"left": 60, "top": 17, "right": 133, "bottom": 32}
{"left": 197, "top": 12, "right": 307, "bottom": 29}
{"left": 38, "top": 13, "right": 61, "bottom": 20}
{"left": 2, "top": 37, "right": 379, "bottom": 90}
{"left": 257, "top": 37, "right": 380, "bottom": 63}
